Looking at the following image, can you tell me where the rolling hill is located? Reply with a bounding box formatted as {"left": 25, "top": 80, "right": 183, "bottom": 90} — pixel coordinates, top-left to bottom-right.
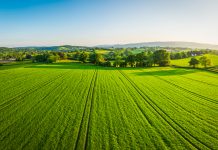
{"left": 98, "top": 41, "right": 218, "bottom": 49}
{"left": 3, "top": 41, "right": 218, "bottom": 51}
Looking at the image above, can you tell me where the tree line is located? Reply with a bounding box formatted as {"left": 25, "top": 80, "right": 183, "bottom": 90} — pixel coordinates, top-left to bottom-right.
{"left": 189, "top": 56, "right": 212, "bottom": 68}
{"left": 74, "top": 50, "right": 170, "bottom": 67}
{"left": 0, "top": 47, "right": 216, "bottom": 68}
{"left": 170, "top": 50, "right": 211, "bottom": 60}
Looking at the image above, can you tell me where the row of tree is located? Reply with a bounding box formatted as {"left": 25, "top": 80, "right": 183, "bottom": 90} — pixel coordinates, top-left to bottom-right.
{"left": 77, "top": 50, "right": 213, "bottom": 68}
{"left": 170, "top": 50, "right": 209, "bottom": 60}
{"left": 189, "top": 56, "right": 212, "bottom": 68}
{"left": 0, "top": 47, "right": 215, "bottom": 69}
{"left": 0, "top": 51, "right": 73, "bottom": 62}
{"left": 76, "top": 50, "right": 171, "bottom": 67}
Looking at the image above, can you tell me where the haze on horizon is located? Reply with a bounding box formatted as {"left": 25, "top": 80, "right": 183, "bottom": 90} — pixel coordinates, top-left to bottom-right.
{"left": 0, "top": 0, "right": 218, "bottom": 47}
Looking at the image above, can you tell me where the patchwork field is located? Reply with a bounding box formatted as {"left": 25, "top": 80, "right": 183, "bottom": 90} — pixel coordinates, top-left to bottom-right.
{"left": 0, "top": 63, "right": 218, "bottom": 149}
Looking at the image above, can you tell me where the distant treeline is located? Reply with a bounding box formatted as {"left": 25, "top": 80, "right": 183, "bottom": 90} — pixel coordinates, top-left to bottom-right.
{"left": 170, "top": 50, "right": 213, "bottom": 60}
{"left": 0, "top": 47, "right": 217, "bottom": 67}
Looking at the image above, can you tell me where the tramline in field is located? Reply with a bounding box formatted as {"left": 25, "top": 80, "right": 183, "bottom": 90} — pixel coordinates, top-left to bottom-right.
{"left": 0, "top": 63, "right": 218, "bottom": 149}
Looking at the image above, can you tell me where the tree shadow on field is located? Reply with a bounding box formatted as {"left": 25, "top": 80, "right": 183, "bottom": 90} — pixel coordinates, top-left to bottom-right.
{"left": 24, "top": 63, "right": 199, "bottom": 76}
{"left": 25, "top": 62, "right": 115, "bottom": 70}
{"left": 133, "top": 68, "right": 198, "bottom": 76}
{"left": 25, "top": 62, "right": 146, "bottom": 71}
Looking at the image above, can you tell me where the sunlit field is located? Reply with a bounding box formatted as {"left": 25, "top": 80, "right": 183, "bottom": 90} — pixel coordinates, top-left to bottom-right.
{"left": 1, "top": 63, "right": 217, "bottom": 149}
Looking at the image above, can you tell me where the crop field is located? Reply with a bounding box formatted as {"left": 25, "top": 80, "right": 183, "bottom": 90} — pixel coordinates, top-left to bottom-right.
{"left": 0, "top": 63, "right": 218, "bottom": 149}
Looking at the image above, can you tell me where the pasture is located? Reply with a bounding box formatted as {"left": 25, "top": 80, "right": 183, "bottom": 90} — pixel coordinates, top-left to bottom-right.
{"left": 171, "top": 54, "right": 218, "bottom": 67}
{"left": 0, "top": 63, "right": 218, "bottom": 149}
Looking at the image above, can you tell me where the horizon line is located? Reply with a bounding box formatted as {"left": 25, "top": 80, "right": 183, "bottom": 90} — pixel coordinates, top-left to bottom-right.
{"left": 2, "top": 41, "right": 218, "bottom": 48}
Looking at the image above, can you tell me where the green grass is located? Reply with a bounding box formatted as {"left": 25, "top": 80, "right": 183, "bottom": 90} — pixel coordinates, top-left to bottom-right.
{"left": 131, "top": 48, "right": 145, "bottom": 54}
{"left": 95, "top": 50, "right": 110, "bottom": 54}
{"left": 0, "top": 63, "right": 218, "bottom": 149}
{"left": 0, "top": 60, "right": 32, "bottom": 70}
{"left": 171, "top": 54, "right": 218, "bottom": 67}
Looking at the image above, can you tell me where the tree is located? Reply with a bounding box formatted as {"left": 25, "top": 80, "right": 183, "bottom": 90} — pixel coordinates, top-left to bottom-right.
{"left": 181, "top": 52, "right": 188, "bottom": 58}
{"left": 101, "top": 61, "right": 111, "bottom": 67}
{"left": 120, "top": 61, "right": 127, "bottom": 67}
{"left": 114, "top": 56, "right": 122, "bottom": 67}
{"left": 15, "top": 55, "right": 25, "bottom": 61}
{"left": 136, "top": 52, "right": 147, "bottom": 67}
{"left": 126, "top": 54, "right": 136, "bottom": 67}
{"left": 95, "top": 53, "right": 105, "bottom": 65}
{"left": 175, "top": 53, "right": 182, "bottom": 59}
{"left": 47, "top": 55, "right": 60, "bottom": 63}
{"left": 33, "top": 54, "right": 49, "bottom": 63}
{"left": 58, "top": 52, "right": 67, "bottom": 60}
{"left": 79, "top": 52, "right": 89, "bottom": 63}
{"left": 199, "top": 56, "right": 211, "bottom": 68}
{"left": 26, "top": 54, "right": 32, "bottom": 59}
{"left": 143, "top": 51, "right": 154, "bottom": 67}
{"left": 32, "top": 53, "right": 58, "bottom": 63}
{"left": 189, "top": 57, "right": 199, "bottom": 68}
{"left": 106, "top": 51, "right": 115, "bottom": 60}
{"left": 89, "top": 52, "right": 96, "bottom": 63}
{"left": 74, "top": 51, "right": 81, "bottom": 60}
{"left": 90, "top": 52, "right": 105, "bottom": 65}
{"left": 153, "top": 50, "right": 170, "bottom": 66}
{"left": 170, "top": 53, "right": 176, "bottom": 60}
{"left": 15, "top": 52, "right": 25, "bottom": 61}
{"left": 123, "top": 49, "right": 132, "bottom": 57}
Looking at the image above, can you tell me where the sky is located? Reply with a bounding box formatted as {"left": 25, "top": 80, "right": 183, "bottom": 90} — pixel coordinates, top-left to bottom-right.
{"left": 0, "top": 0, "right": 218, "bottom": 47}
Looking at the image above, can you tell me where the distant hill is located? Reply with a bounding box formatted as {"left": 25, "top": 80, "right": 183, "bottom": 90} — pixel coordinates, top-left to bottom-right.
{"left": 6, "top": 41, "right": 218, "bottom": 50}
{"left": 15, "top": 45, "right": 89, "bottom": 51}
{"left": 97, "top": 41, "right": 218, "bottom": 49}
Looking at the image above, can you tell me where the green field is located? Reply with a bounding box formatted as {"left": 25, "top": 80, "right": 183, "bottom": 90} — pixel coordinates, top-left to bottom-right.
{"left": 0, "top": 63, "right": 218, "bottom": 149}
{"left": 171, "top": 54, "right": 218, "bottom": 67}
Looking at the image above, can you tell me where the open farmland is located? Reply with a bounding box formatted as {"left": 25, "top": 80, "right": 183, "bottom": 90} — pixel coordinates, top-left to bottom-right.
{"left": 0, "top": 63, "right": 218, "bottom": 149}
{"left": 171, "top": 54, "right": 218, "bottom": 67}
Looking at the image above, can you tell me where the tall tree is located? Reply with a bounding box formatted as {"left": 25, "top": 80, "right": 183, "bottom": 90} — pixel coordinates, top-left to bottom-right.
{"left": 79, "top": 52, "right": 89, "bottom": 63}
{"left": 199, "top": 56, "right": 211, "bottom": 68}
{"left": 74, "top": 51, "right": 81, "bottom": 60}
{"left": 95, "top": 53, "right": 105, "bottom": 65}
{"left": 89, "top": 52, "right": 96, "bottom": 64}
{"left": 114, "top": 56, "right": 122, "bottom": 67}
{"left": 126, "top": 54, "right": 136, "bottom": 67}
{"left": 136, "top": 52, "right": 147, "bottom": 67}
{"left": 189, "top": 57, "right": 199, "bottom": 68}
{"left": 90, "top": 52, "right": 105, "bottom": 65}
{"left": 153, "top": 50, "right": 170, "bottom": 66}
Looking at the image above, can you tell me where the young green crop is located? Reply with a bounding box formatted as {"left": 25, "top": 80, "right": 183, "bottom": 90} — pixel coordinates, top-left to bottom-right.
{"left": 0, "top": 63, "right": 217, "bottom": 149}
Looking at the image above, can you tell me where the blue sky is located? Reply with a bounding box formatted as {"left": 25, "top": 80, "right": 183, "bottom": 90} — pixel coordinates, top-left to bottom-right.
{"left": 0, "top": 0, "right": 218, "bottom": 47}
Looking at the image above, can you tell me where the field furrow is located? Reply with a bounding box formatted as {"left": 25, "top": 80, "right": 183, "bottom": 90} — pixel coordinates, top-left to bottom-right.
{"left": 0, "top": 64, "right": 218, "bottom": 149}
{"left": 74, "top": 69, "right": 98, "bottom": 150}
{"left": 118, "top": 69, "right": 212, "bottom": 149}
{"left": 0, "top": 71, "right": 69, "bottom": 110}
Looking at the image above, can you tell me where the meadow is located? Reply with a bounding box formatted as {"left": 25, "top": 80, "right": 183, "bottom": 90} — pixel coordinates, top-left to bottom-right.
{"left": 171, "top": 54, "right": 218, "bottom": 67}
{"left": 0, "top": 63, "right": 218, "bottom": 149}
